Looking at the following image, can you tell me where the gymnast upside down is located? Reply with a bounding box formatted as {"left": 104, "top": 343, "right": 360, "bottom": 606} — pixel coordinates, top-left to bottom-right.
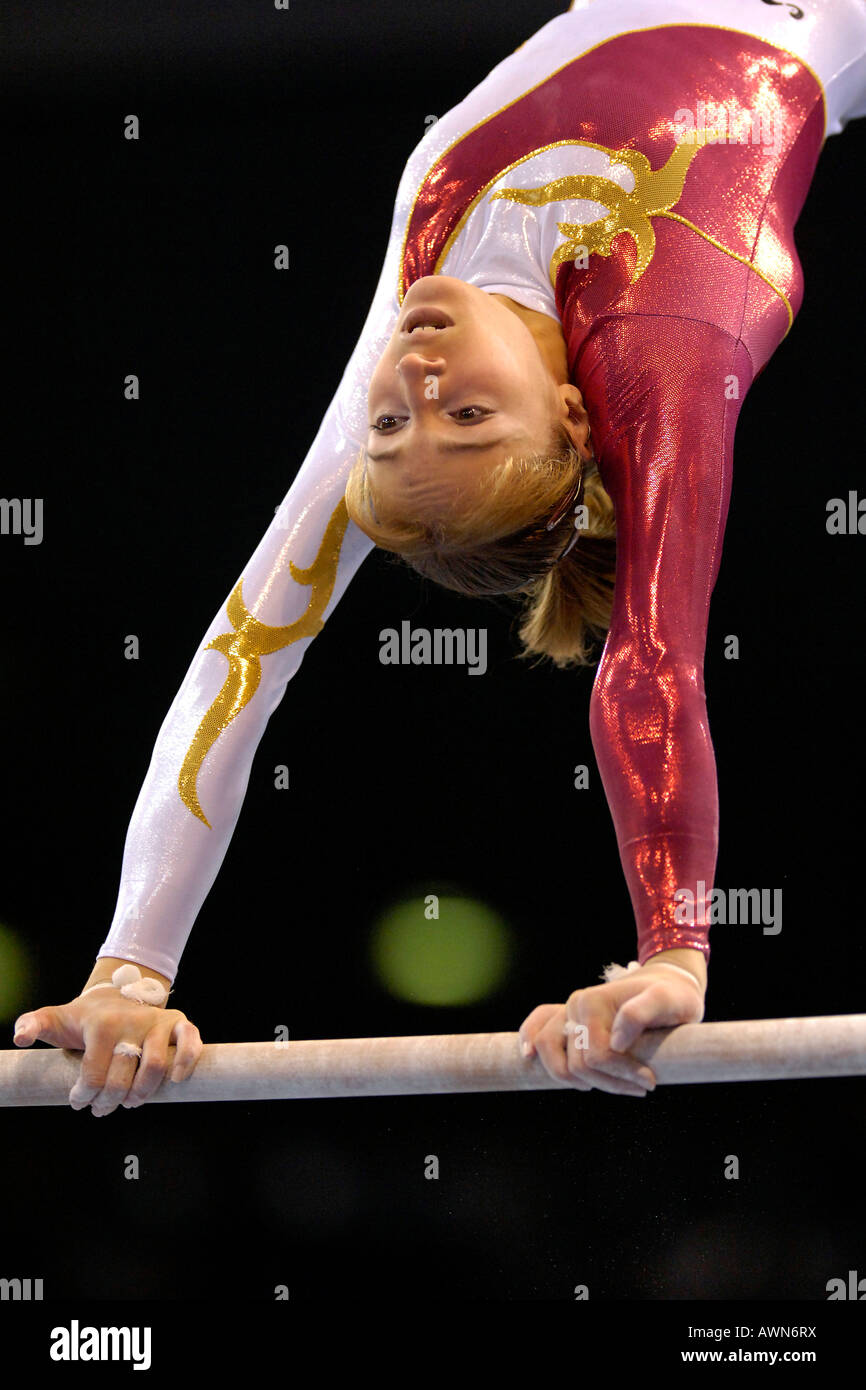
{"left": 13, "top": 0, "right": 866, "bottom": 1109}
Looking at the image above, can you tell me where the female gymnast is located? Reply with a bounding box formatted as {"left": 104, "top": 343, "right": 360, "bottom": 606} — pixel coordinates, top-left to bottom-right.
{"left": 13, "top": 0, "right": 866, "bottom": 1110}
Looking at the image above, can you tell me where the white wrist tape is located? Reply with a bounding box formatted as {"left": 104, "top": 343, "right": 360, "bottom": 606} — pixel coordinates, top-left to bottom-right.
{"left": 83, "top": 964, "right": 169, "bottom": 1008}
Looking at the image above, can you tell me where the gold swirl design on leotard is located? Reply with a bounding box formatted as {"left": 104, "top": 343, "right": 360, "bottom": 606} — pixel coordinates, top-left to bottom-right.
{"left": 178, "top": 496, "right": 350, "bottom": 827}
{"left": 399, "top": 20, "right": 828, "bottom": 307}
{"left": 489, "top": 129, "right": 793, "bottom": 328}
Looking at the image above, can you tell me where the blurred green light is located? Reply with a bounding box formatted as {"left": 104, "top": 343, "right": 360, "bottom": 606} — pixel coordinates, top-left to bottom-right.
{"left": 370, "top": 894, "right": 512, "bottom": 1005}
{"left": 0, "top": 922, "right": 33, "bottom": 1021}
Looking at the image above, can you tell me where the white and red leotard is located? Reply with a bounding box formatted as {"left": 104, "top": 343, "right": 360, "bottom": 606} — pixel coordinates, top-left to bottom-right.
{"left": 97, "top": 0, "right": 866, "bottom": 981}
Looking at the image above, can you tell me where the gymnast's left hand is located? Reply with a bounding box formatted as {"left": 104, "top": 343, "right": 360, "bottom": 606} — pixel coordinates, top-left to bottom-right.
{"left": 518, "top": 961, "right": 705, "bottom": 1097}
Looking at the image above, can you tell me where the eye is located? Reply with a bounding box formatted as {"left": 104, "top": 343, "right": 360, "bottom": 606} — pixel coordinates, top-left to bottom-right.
{"left": 371, "top": 406, "right": 491, "bottom": 433}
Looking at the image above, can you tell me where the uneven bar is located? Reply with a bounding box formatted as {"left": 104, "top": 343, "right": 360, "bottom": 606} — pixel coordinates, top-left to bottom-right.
{"left": 2, "top": 1015, "right": 865, "bottom": 1106}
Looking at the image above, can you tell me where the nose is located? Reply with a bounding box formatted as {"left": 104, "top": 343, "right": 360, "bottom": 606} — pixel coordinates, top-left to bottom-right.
{"left": 395, "top": 351, "right": 445, "bottom": 402}
{"left": 396, "top": 350, "right": 444, "bottom": 375}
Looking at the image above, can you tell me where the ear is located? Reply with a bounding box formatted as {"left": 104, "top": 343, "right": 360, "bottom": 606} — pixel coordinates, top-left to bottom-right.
{"left": 557, "top": 384, "right": 593, "bottom": 462}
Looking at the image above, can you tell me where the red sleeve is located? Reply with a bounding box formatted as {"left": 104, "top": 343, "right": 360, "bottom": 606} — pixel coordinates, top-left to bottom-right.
{"left": 581, "top": 315, "right": 753, "bottom": 964}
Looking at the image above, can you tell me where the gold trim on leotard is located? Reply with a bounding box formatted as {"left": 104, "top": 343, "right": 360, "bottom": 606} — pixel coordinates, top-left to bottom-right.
{"left": 656, "top": 209, "right": 794, "bottom": 330}
{"left": 398, "top": 21, "right": 827, "bottom": 323}
{"left": 490, "top": 134, "right": 795, "bottom": 330}
{"left": 178, "top": 496, "right": 350, "bottom": 826}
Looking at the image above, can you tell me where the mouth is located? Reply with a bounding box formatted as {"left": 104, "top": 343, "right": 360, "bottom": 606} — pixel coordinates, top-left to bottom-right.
{"left": 401, "top": 306, "right": 454, "bottom": 335}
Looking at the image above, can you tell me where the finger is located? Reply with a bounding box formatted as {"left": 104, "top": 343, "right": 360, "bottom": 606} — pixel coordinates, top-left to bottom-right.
{"left": 532, "top": 1014, "right": 591, "bottom": 1090}
{"left": 518, "top": 1004, "right": 562, "bottom": 1058}
{"left": 12, "top": 1011, "right": 38, "bottom": 1045}
{"left": 567, "top": 1019, "right": 653, "bottom": 1095}
{"left": 167, "top": 1019, "right": 204, "bottom": 1083}
{"left": 536, "top": 1021, "right": 646, "bottom": 1096}
{"left": 122, "top": 1018, "right": 203, "bottom": 1106}
{"left": 68, "top": 1021, "right": 137, "bottom": 1111}
{"left": 88, "top": 1052, "right": 143, "bottom": 1116}
{"left": 575, "top": 1038, "right": 657, "bottom": 1091}
{"left": 580, "top": 1066, "right": 653, "bottom": 1097}
{"left": 531, "top": 1012, "right": 647, "bottom": 1095}
{"left": 13, "top": 1006, "right": 74, "bottom": 1050}
{"left": 122, "top": 1022, "right": 176, "bottom": 1108}
{"left": 567, "top": 995, "right": 656, "bottom": 1090}
{"left": 566, "top": 1018, "right": 653, "bottom": 1093}
{"left": 609, "top": 980, "right": 693, "bottom": 1053}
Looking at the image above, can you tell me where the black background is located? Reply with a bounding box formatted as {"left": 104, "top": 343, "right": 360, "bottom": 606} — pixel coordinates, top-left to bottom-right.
{"left": 2, "top": 0, "right": 865, "bottom": 1318}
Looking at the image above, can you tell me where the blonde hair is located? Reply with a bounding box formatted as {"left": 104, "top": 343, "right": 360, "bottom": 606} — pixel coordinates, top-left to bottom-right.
{"left": 343, "top": 421, "right": 617, "bottom": 668}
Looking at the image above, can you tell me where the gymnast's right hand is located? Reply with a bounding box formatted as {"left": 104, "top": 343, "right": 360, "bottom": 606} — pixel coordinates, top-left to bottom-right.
{"left": 11, "top": 986, "right": 204, "bottom": 1116}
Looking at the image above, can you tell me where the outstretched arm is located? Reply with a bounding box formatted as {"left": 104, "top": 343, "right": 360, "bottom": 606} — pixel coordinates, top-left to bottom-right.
{"left": 94, "top": 440, "right": 374, "bottom": 984}
{"left": 519, "top": 315, "right": 749, "bottom": 1094}
{"left": 92, "top": 166, "right": 426, "bottom": 985}
{"left": 586, "top": 314, "right": 750, "bottom": 976}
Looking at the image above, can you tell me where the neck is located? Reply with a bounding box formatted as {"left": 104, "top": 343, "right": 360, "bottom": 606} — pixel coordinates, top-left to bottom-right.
{"left": 491, "top": 294, "right": 570, "bottom": 384}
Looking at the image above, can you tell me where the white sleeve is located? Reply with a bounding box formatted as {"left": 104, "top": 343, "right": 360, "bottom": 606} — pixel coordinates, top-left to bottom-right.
{"left": 96, "top": 156, "right": 421, "bottom": 984}
{"left": 830, "top": 44, "right": 866, "bottom": 133}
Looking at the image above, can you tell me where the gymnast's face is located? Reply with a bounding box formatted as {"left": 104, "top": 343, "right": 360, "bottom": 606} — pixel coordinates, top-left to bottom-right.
{"left": 365, "top": 276, "right": 583, "bottom": 522}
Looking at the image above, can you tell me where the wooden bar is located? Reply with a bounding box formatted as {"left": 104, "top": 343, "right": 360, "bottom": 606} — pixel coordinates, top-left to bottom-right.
{"left": 1, "top": 1016, "right": 865, "bottom": 1106}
